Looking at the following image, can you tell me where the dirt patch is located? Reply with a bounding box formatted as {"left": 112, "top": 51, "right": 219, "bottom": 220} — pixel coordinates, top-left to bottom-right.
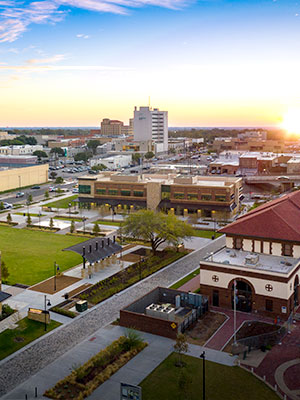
{"left": 131, "top": 248, "right": 151, "bottom": 256}
{"left": 185, "top": 311, "right": 227, "bottom": 346}
{"left": 29, "top": 275, "right": 81, "bottom": 295}
{"left": 120, "top": 253, "right": 142, "bottom": 262}
{"left": 67, "top": 283, "right": 92, "bottom": 298}
{"left": 13, "top": 336, "right": 24, "bottom": 343}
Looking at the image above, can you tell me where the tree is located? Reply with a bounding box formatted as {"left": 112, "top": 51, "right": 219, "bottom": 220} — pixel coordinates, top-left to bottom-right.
{"left": 27, "top": 194, "right": 32, "bottom": 203}
{"left": 174, "top": 333, "right": 189, "bottom": 367}
{"left": 93, "top": 222, "right": 100, "bottom": 236}
{"left": 55, "top": 176, "right": 64, "bottom": 184}
{"left": 70, "top": 220, "right": 75, "bottom": 233}
{"left": 121, "top": 210, "right": 194, "bottom": 254}
{"left": 87, "top": 140, "right": 100, "bottom": 155}
{"left": 33, "top": 150, "right": 48, "bottom": 159}
{"left": 132, "top": 153, "right": 141, "bottom": 165}
{"left": 0, "top": 202, "right": 4, "bottom": 210}
{"left": 50, "top": 147, "right": 65, "bottom": 157}
{"left": 144, "top": 151, "right": 155, "bottom": 160}
{"left": 92, "top": 164, "right": 107, "bottom": 171}
{"left": 74, "top": 152, "right": 92, "bottom": 162}
{"left": 6, "top": 213, "right": 12, "bottom": 224}
{"left": 49, "top": 171, "right": 57, "bottom": 180}
{"left": 44, "top": 190, "right": 49, "bottom": 199}
{"left": 26, "top": 213, "right": 32, "bottom": 226}
{"left": 49, "top": 217, "right": 54, "bottom": 229}
{"left": 1, "top": 260, "right": 9, "bottom": 283}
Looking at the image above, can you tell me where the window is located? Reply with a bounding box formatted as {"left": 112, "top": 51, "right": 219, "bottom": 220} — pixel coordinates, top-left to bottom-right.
{"left": 121, "top": 190, "right": 131, "bottom": 196}
{"left": 133, "top": 191, "right": 144, "bottom": 197}
{"left": 96, "top": 188, "right": 106, "bottom": 195}
{"left": 234, "top": 237, "right": 242, "bottom": 250}
{"left": 79, "top": 185, "right": 91, "bottom": 194}
{"left": 161, "top": 185, "right": 170, "bottom": 199}
{"left": 265, "top": 299, "right": 273, "bottom": 312}
{"left": 201, "top": 194, "right": 212, "bottom": 201}
{"left": 215, "top": 195, "right": 226, "bottom": 202}
{"left": 108, "top": 189, "right": 118, "bottom": 196}
{"left": 187, "top": 193, "right": 198, "bottom": 200}
{"left": 283, "top": 243, "right": 292, "bottom": 256}
{"left": 174, "top": 192, "right": 185, "bottom": 199}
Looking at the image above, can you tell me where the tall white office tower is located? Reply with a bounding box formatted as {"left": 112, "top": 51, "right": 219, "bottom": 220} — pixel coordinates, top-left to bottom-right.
{"left": 133, "top": 106, "right": 168, "bottom": 152}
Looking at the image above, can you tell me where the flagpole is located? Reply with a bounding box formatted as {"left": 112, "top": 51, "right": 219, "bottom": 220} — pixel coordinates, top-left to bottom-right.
{"left": 234, "top": 279, "right": 237, "bottom": 344}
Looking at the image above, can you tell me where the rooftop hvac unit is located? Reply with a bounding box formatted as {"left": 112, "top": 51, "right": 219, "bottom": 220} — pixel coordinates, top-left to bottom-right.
{"left": 245, "top": 253, "right": 259, "bottom": 265}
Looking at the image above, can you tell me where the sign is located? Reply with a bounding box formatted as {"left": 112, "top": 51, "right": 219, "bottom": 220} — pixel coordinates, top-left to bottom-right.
{"left": 120, "top": 383, "right": 142, "bottom": 400}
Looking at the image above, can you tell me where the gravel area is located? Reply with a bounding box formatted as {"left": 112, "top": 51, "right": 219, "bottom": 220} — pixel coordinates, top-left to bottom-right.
{"left": 0, "top": 236, "right": 225, "bottom": 396}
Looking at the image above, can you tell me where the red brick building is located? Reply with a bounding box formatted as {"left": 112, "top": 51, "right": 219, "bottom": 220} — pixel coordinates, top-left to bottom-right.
{"left": 199, "top": 191, "right": 300, "bottom": 319}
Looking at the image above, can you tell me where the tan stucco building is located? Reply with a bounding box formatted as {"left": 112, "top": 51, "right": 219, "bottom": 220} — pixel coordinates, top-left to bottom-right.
{"left": 0, "top": 164, "right": 48, "bottom": 192}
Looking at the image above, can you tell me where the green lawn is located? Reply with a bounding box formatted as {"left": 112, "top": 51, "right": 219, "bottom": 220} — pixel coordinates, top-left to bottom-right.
{"left": 94, "top": 219, "right": 122, "bottom": 226}
{"left": 0, "top": 318, "right": 61, "bottom": 361}
{"left": 0, "top": 226, "right": 85, "bottom": 285}
{"left": 193, "top": 229, "right": 223, "bottom": 239}
{"left": 170, "top": 268, "right": 200, "bottom": 289}
{"left": 14, "top": 212, "right": 46, "bottom": 217}
{"left": 140, "top": 353, "right": 279, "bottom": 400}
{"left": 44, "top": 195, "right": 78, "bottom": 209}
{"left": 54, "top": 216, "right": 83, "bottom": 222}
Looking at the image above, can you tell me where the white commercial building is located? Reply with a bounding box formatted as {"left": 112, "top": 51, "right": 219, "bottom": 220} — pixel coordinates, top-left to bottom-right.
{"left": 90, "top": 154, "right": 132, "bottom": 170}
{"left": 133, "top": 106, "right": 168, "bottom": 153}
{"left": 0, "top": 144, "right": 43, "bottom": 156}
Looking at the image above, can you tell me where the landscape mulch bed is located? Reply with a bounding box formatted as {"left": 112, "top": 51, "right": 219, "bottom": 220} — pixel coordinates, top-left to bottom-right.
{"left": 120, "top": 253, "right": 142, "bottom": 262}
{"left": 185, "top": 311, "right": 227, "bottom": 346}
{"left": 67, "top": 283, "right": 92, "bottom": 298}
{"left": 30, "top": 275, "right": 81, "bottom": 295}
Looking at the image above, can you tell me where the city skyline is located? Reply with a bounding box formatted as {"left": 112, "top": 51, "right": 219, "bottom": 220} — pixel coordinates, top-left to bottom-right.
{"left": 0, "top": 0, "right": 300, "bottom": 128}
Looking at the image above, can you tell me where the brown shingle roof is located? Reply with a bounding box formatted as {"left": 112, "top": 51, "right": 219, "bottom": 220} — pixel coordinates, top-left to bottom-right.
{"left": 219, "top": 191, "right": 300, "bottom": 242}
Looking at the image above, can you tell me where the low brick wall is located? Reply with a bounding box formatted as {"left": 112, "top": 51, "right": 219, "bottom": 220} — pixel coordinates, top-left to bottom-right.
{"left": 120, "top": 310, "right": 178, "bottom": 339}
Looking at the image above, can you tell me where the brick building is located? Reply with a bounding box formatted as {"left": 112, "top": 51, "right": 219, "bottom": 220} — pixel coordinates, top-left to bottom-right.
{"left": 199, "top": 191, "right": 300, "bottom": 319}
{"left": 77, "top": 173, "right": 242, "bottom": 219}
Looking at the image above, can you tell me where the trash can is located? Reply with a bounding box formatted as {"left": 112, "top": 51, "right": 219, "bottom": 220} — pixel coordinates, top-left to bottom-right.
{"left": 64, "top": 293, "right": 69, "bottom": 300}
{"left": 75, "top": 300, "right": 88, "bottom": 312}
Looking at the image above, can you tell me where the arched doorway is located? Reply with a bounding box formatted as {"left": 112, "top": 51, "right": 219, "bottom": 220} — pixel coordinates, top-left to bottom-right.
{"left": 294, "top": 275, "right": 299, "bottom": 308}
{"left": 231, "top": 280, "right": 252, "bottom": 312}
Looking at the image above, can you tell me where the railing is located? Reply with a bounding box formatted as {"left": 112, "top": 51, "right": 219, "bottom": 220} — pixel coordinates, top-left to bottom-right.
{"left": 236, "top": 324, "right": 286, "bottom": 350}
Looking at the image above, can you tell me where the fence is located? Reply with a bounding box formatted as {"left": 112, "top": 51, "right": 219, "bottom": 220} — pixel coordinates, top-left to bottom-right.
{"left": 237, "top": 323, "right": 286, "bottom": 350}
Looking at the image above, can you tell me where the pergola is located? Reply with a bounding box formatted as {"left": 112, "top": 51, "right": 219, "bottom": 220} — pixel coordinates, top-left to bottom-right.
{"left": 63, "top": 236, "right": 122, "bottom": 267}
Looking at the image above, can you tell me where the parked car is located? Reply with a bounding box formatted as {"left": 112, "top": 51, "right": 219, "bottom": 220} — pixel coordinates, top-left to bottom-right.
{"left": 16, "top": 192, "right": 25, "bottom": 198}
{"left": 72, "top": 188, "right": 79, "bottom": 193}
{"left": 31, "top": 185, "right": 41, "bottom": 189}
{"left": 3, "top": 202, "right": 12, "bottom": 209}
{"left": 49, "top": 186, "right": 57, "bottom": 192}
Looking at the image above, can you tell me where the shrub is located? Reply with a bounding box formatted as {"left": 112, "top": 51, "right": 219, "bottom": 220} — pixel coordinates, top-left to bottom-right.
{"left": 51, "top": 307, "right": 76, "bottom": 318}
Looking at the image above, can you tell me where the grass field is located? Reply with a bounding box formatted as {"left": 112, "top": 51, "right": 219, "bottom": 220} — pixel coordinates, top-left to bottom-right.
{"left": 0, "top": 318, "right": 61, "bottom": 361}
{"left": 170, "top": 268, "right": 200, "bottom": 289}
{"left": 192, "top": 229, "right": 223, "bottom": 239}
{"left": 0, "top": 226, "right": 85, "bottom": 285}
{"left": 94, "top": 219, "right": 122, "bottom": 226}
{"left": 44, "top": 195, "right": 78, "bottom": 209}
{"left": 140, "top": 353, "right": 279, "bottom": 400}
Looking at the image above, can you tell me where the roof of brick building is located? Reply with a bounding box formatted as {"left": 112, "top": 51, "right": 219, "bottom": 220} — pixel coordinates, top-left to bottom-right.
{"left": 219, "top": 191, "right": 300, "bottom": 242}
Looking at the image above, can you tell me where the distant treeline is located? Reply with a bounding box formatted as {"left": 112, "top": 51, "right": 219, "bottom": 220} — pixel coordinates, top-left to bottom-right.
{"left": 0, "top": 135, "right": 37, "bottom": 146}
{"left": 5, "top": 128, "right": 90, "bottom": 137}
{"left": 168, "top": 128, "right": 287, "bottom": 141}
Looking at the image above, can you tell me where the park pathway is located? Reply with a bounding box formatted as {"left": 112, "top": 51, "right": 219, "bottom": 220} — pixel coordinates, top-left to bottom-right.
{"left": 0, "top": 236, "right": 225, "bottom": 396}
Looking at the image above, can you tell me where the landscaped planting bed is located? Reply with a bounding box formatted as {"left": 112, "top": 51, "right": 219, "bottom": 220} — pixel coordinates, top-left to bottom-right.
{"left": 44, "top": 332, "right": 147, "bottom": 399}
{"left": 79, "top": 249, "right": 188, "bottom": 304}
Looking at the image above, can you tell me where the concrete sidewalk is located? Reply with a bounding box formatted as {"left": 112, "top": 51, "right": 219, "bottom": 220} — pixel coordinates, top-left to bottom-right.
{"left": 2, "top": 324, "right": 236, "bottom": 400}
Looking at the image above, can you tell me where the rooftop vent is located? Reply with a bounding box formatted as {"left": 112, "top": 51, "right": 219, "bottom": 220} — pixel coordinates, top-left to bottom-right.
{"left": 245, "top": 253, "right": 259, "bottom": 265}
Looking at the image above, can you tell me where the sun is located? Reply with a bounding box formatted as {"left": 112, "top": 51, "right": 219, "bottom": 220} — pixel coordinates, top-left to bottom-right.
{"left": 281, "top": 109, "right": 300, "bottom": 135}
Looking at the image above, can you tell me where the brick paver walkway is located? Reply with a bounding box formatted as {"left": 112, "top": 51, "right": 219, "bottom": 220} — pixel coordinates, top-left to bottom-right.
{"left": 0, "top": 236, "right": 225, "bottom": 396}
{"left": 178, "top": 274, "right": 200, "bottom": 292}
{"left": 205, "top": 307, "right": 275, "bottom": 351}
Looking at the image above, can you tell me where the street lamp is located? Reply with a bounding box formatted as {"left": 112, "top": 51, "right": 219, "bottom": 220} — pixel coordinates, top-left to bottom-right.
{"left": 44, "top": 295, "right": 51, "bottom": 332}
{"left": 68, "top": 202, "right": 71, "bottom": 219}
{"left": 83, "top": 217, "right": 86, "bottom": 234}
{"left": 54, "top": 261, "right": 60, "bottom": 291}
{"left": 38, "top": 212, "right": 42, "bottom": 229}
{"left": 200, "top": 351, "right": 206, "bottom": 400}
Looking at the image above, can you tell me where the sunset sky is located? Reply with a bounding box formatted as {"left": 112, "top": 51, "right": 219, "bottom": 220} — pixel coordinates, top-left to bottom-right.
{"left": 0, "top": 0, "right": 299, "bottom": 127}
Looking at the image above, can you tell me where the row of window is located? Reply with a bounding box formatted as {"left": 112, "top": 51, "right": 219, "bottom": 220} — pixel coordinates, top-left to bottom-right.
{"left": 95, "top": 188, "right": 145, "bottom": 197}
{"left": 172, "top": 193, "right": 227, "bottom": 202}
{"left": 233, "top": 238, "right": 293, "bottom": 257}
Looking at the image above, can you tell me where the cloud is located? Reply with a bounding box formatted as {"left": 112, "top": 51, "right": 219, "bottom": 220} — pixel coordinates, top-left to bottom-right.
{"left": 26, "top": 53, "right": 66, "bottom": 64}
{"left": 0, "top": 63, "right": 132, "bottom": 71}
{"left": 0, "top": 0, "right": 189, "bottom": 42}
{"left": 76, "top": 33, "right": 90, "bottom": 39}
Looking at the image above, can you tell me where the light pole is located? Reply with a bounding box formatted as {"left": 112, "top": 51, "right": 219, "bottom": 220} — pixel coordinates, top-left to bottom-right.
{"left": 54, "top": 262, "right": 59, "bottom": 292}
{"left": 83, "top": 217, "right": 86, "bottom": 234}
{"left": 38, "top": 212, "right": 41, "bottom": 229}
{"left": 68, "top": 202, "right": 71, "bottom": 219}
{"left": 44, "top": 295, "right": 51, "bottom": 332}
{"left": 200, "top": 351, "right": 206, "bottom": 400}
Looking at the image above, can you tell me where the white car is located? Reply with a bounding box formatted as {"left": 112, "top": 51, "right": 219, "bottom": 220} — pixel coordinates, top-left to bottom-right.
{"left": 72, "top": 188, "right": 79, "bottom": 193}
{"left": 3, "top": 202, "right": 12, "bottom": 209}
